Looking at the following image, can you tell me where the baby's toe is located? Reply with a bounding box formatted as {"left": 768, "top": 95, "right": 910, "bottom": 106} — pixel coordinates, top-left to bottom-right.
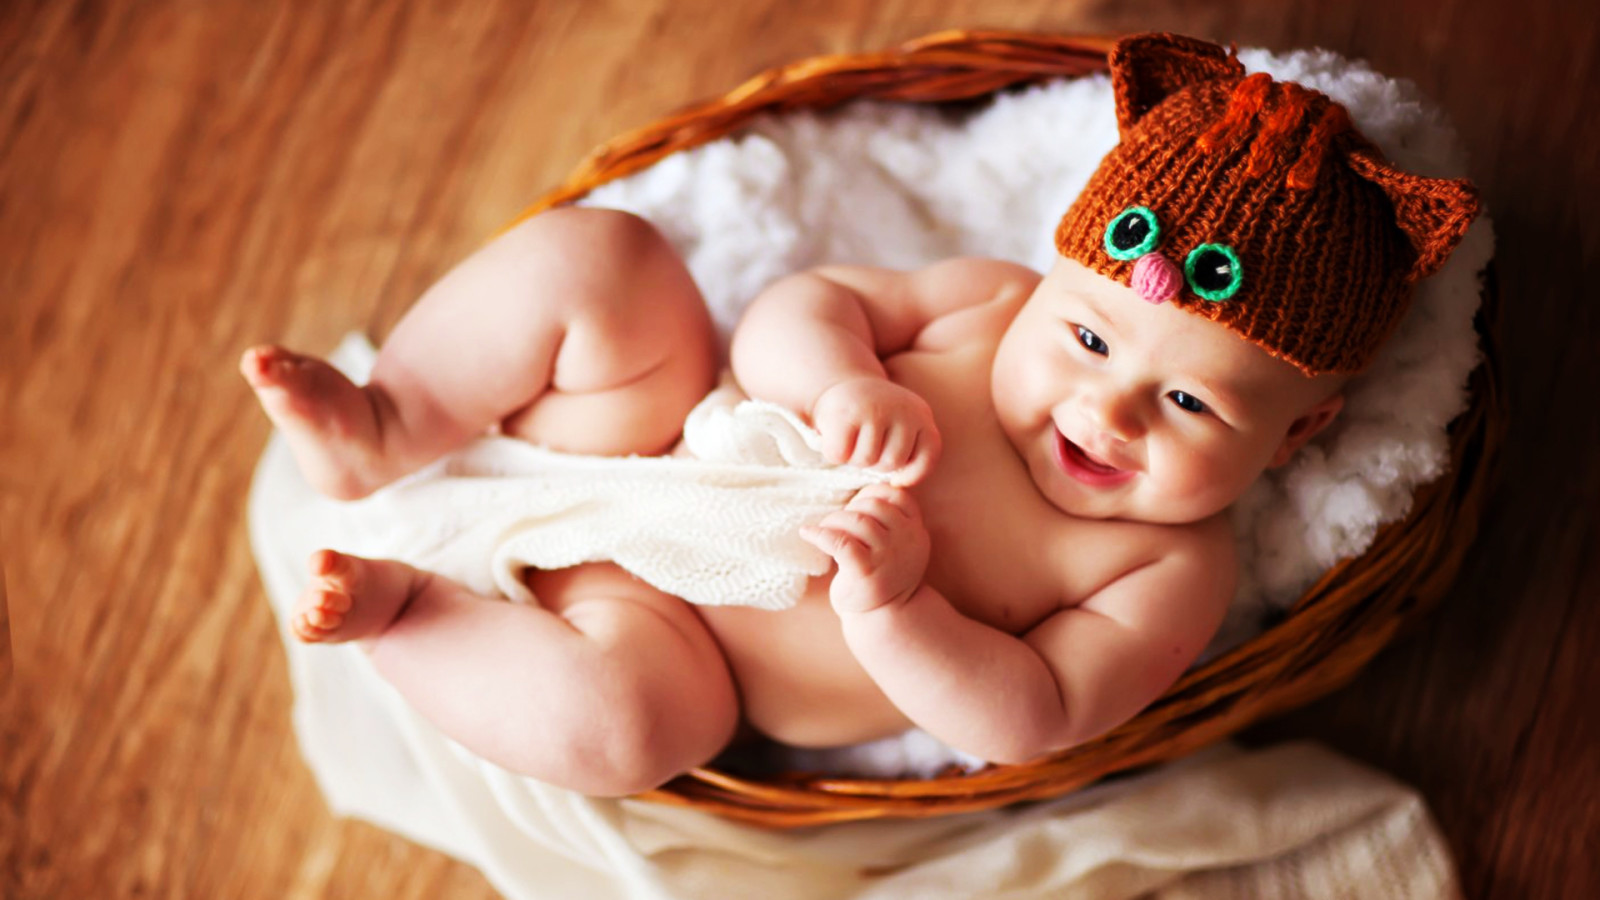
{"left": 308, "top": 550, "right": 364, "bottom": 591}
{"left": 306, "top": 595, "right": 348, "bottom": 628}
{"left": 240, "top": 346, "right": 271, "bottom": 381}
{"left": 240, "top": 345, "right": 295, "bottom": 386}
{"left": 291, "top": 610, "right": 335, "bottom": 642}
{"left": 290, "top": 585, "right": 352, "bottom": 642}
{"left": 314, "top": 586, "right": 352, "bottom": 614}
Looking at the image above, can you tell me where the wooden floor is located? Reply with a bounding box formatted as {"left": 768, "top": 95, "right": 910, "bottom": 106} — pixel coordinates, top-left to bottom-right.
{"left": 5, "top": 1, "right": 1597, "bottom": 897}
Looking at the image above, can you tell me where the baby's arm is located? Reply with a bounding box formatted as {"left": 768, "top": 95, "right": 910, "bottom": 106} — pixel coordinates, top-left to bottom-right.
{"left": 731, "top": 259, "right": 1036, "bottom": 483}
{"left": 806, "top": 489, "right": 1235, "bottom": 764}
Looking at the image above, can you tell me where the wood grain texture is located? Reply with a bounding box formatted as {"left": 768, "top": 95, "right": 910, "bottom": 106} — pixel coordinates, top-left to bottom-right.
{"left": 3, "top": 1, "right": 1595, "bottom": 897}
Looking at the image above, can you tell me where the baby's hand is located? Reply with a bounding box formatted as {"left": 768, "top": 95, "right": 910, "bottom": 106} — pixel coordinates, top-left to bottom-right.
{"left": 800, "top": 484, "right": 930, "bottom": 615}
{"left": 810, "top": 377, "right": 941, "bottom": 485}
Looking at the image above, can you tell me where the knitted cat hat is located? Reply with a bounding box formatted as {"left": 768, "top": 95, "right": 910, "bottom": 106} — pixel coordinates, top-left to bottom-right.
{"left": 1055, "top": 33, "right": 1481, "bottom": 374}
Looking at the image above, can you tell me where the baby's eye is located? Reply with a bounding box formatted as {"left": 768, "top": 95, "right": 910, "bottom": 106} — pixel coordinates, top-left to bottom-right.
{"left": 1183, "top": 244, "right": 1244, "bottom": 301}
{"left": 1104, "top": 206, "right": 1161, "bottom": 261}
{"left": 1168, "top": 391, "right": 1208, "bottom": 414}
{"left": 1075, "top": 326, "right": 1109, "bottom": 355}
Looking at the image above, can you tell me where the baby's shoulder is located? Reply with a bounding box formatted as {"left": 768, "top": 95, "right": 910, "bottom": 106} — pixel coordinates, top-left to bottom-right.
{"left": 1129, "top": 512, "right": 1235, "bottom": 568}
{"left": 895, "top": 260, "right": 1034, "bottom": 355}
{"left": 904, "top": 256, "right": 1041, "bottom": 294}
{"left": 1065, "top": 513, "right": 1237, "bottom": 628}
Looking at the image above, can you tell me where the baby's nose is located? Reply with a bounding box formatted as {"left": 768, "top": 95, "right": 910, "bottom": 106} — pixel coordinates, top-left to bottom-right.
{"left": 1131, "top": 252, "right": 1182, "bottom": 304}
{"left": 1085, "top": 390, "right": 1143, "bottom": 441}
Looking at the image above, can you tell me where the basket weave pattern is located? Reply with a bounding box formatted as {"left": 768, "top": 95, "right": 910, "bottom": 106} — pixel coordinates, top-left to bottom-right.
{"left": 509, "top": 31, "right": 1503, "bottom": 827}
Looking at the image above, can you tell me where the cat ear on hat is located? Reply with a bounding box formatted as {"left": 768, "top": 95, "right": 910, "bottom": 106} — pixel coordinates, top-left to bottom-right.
{"left": 1345, "top": 145, "right": 1481, "bottom": 284}
{"left": 1110, "top": 33, "right": 1247, "bottom": 135}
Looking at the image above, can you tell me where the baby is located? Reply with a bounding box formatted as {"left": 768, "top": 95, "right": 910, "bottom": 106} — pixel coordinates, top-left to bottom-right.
{"left": 243, "top": 34, "right": 1478, "bottom": 796}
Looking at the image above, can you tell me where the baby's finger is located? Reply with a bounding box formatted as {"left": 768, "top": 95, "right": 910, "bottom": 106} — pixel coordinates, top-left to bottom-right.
{"left": 823, "top": 508, "right": 890, "bottom": 545}
{"left": 805, "top": 511, "right": 886, "bottom": 545}
{"left": 847, "top": 494, "right": 910, "bottom": 528}
{"left": 878, "top": 424, "right": 917, "bottom": 473}
{"left": 892, "top": 428, "right": 941, "bottom": 486}
{"left": 799, "top": 524, "right": 871, "bottom": 573}
{"left": 821, "top": 421, "right": 860, "bottom": 465}
{"left": 849, "top": 421, "right": 884, "bottom": 469}
{"left": 852, "top": 483, "right": 920, "bottom": 520}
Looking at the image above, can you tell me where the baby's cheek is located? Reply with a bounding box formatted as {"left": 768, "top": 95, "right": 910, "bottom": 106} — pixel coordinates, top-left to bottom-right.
{"left": 1162, "top": 448, "right": 1254, "bottom": 520}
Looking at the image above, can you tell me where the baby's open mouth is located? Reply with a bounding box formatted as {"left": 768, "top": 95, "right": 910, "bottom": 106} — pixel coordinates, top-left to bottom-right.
{"left": 1053, "top": 430, "right": 1135, "bottom": 488}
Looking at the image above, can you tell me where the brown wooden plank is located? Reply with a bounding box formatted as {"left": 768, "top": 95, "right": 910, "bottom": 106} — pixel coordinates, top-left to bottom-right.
{"left": 3, "top": 0, "right": 1597, "bottom": 897}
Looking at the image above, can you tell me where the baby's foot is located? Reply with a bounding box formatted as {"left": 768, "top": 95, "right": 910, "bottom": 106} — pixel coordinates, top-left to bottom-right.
{"left": 290, "top": 549, "right": 416, "bottom": 643}
{"left": 241, "top": 345, "right": 390, "bottom": 500}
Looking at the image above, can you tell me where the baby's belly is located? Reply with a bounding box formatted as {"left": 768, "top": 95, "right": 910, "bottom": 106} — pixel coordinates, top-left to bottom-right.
{"left": 698, "top": 578, "right": 912, "bottom": 748}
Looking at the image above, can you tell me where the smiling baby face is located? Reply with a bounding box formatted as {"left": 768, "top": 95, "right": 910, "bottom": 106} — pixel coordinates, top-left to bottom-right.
{"left": 989, "top": 256, "right": 1345, "bottom": 525}
{"left": 1002, "top": 32, "right": 1481, "bottom": 523}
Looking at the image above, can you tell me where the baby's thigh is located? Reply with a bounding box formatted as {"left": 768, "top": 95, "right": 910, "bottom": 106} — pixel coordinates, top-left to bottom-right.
{"left": 496, "top": 209, "right": 719, "bottom": 453}
{"left": 524, "top": 562, "right": 739, "bottom": 764}
{"left": 513, "top": 208, "right": 715, "bottom": 381}
{"left": 375, "top": 208, "right": 717, "bottom": 455}
{"left": 526, "top": 562, "right": 722, "bottom": 656}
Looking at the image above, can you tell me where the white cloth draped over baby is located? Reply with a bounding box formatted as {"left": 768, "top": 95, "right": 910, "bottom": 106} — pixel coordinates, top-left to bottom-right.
{"left": 332, "top": 375, "right": 890, "bottom": 612}
{"left": 247, "top": 44, "right": 1487, "bottom": 899}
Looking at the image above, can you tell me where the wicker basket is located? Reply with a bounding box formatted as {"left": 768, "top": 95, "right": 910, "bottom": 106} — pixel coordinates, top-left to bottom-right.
{"left": 508, "top": 30, "right": 1504, "bottom": 827}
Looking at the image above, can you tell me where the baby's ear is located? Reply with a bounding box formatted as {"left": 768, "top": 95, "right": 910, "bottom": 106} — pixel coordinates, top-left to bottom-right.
{"left": 1346, "top": 146, "right": 1481, "bottom": 284}
{"left": 1110, "top": 33, "right": 1245, "bottom": 135}
{"left": 1271, "top": 392, "right": 1345, "bottom": 468}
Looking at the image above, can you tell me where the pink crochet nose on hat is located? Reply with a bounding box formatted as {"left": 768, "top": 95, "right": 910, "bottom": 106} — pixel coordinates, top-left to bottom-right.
{"left": 1131, "top": 252, "right": 1182, "bottom": 304}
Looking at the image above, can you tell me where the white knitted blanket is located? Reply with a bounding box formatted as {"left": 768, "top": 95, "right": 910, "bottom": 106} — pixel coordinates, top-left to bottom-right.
{"left": 329, "top": 377, "right": 889, "bottom": 611}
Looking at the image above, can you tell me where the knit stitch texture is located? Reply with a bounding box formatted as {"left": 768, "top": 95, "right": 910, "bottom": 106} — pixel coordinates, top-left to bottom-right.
{"left": 1054, "top": 33, "right": 1480, "bottom": 374}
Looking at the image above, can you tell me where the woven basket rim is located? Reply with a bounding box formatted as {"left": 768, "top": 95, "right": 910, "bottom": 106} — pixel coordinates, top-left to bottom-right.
{"left": 506, "top": 29, "right": 1505, "bottom": 827}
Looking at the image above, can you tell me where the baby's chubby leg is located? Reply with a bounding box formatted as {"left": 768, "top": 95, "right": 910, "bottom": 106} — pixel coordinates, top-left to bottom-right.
{"left": 290, "top": 552, "right": 740, "bottom": 796}
{"left": 243, "top": 208, "right": 717, "bottom": 499}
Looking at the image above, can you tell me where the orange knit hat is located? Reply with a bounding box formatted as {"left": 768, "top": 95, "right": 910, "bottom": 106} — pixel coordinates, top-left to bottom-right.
{"left": 1055, "top": 34, "right": 1481, "bottom": 374}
